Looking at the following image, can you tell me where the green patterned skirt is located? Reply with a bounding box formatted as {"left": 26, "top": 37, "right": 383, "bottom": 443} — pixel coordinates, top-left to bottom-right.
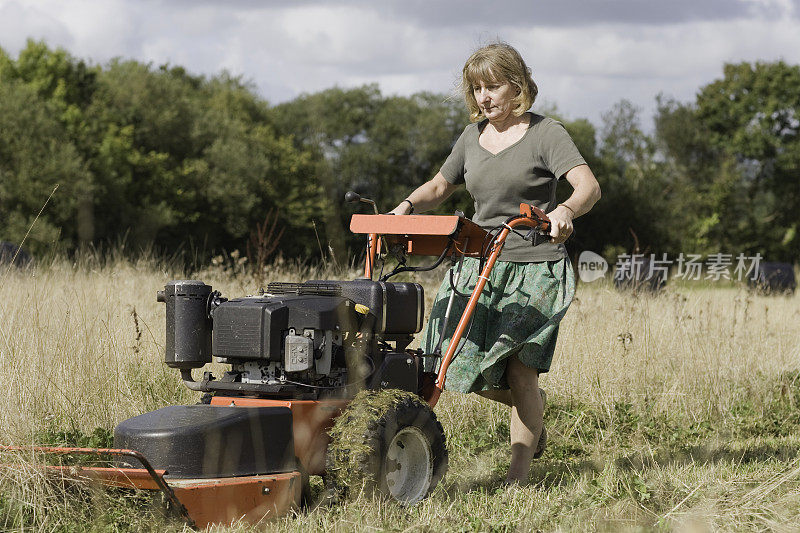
{"left": 421, "top": 257, "right": 575, "bottom": 393}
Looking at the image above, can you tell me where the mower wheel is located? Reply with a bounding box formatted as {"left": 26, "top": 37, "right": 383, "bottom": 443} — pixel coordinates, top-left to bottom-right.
{"left": 326, "top": 390, "right": 447, "bottom": 505}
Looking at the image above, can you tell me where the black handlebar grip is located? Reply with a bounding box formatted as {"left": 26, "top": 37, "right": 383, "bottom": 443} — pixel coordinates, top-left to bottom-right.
{"left": 344, "top": 191, "right": 361, "bottom": 203}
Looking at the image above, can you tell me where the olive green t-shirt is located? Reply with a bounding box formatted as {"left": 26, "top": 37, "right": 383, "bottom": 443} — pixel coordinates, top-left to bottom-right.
{"left": 440, "top": 113, "right": 586, "bottom": 262}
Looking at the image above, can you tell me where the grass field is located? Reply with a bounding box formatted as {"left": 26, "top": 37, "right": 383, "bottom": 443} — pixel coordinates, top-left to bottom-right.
{"left": 1, "top": 255, "right": 799, "bottom": 532}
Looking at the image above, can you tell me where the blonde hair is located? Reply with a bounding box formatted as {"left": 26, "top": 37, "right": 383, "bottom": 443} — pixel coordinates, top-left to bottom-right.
{"left": 460, "top": 42, "right": 538, "bottom": 122}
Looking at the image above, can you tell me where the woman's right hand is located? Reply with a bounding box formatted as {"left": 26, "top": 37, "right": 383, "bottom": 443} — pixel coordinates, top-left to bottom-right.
{"left": 547, "top": 205, "right": 574, "bottom": 244}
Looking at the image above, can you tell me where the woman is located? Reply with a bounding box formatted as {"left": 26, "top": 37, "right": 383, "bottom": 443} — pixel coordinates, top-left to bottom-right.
{"left": 389, "top": 42, "right": 601, "bottom": 485}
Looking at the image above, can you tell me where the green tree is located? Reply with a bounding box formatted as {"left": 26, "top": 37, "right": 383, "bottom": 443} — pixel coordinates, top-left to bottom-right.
{"left": 694, "top": 61, "right": 800, "bottom": 261}
{"left": 271, "top": 85, "right": 384, "bottom": 258}
{"left": 0, "top": 39, "right": 97, "bottom": 116}
{"left": 577, "top": 100, "right": 681, "bottom": 260}
{"left": 655, "top": 95, "right": 736, "bottom": 255}
{"left": 0, "top": 80, "right": 89, "bottom": 254}
{"left": 0, "top": 42, "right": 322, "bottom": 260}
{"left": 655, "top": 61, "right": 800, "bottom": 262}
{"left": 84, "top": 60, "right": 321, "bottom": 256}
{"left": 1, "top": 41, "right": 97, "bottom": 247}
{"left": 272, "top": 86, "right": 469, "bottom": 259}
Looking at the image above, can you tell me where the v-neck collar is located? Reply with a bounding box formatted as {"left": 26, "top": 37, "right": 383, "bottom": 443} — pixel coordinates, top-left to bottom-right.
{"left": 476, "top": 112, "right": 533, "bottom": 157}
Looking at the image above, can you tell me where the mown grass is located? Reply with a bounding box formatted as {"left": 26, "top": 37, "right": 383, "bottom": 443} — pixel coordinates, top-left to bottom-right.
{"left": 0, "top": 255, "right": 799, "bottom": 532}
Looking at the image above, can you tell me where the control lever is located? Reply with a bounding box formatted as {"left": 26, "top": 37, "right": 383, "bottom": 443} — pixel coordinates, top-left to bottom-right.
{"left": 520, "top": 203, "right": 552, "bottom": 246}
{"left": 524, "top": 226, "right": 550, "bottom": 246}
{"left": 344, "top": 191, "right": 379, "bottom": 215}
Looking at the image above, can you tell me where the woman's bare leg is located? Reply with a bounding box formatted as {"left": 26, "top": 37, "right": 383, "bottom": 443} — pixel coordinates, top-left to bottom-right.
{"left": 505, "top": 355, "right": 543, "bottom": 484}
{"left": 476, "top": 388, "right": 512, "bottom": 406}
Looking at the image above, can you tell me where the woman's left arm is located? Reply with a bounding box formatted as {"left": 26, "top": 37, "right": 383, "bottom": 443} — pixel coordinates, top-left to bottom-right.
{"left": 548, "top": 164, "right": 601, "bottom": 244}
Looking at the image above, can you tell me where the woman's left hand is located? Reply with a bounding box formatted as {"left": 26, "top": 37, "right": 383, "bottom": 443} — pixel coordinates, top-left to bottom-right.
{"left": 548, "top": 205, "right": 574, "bottom": 244}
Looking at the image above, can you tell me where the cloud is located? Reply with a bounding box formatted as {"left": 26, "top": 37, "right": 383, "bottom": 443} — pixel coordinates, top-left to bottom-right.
{"left": 1, "top": 0, "right": 799, "bottom": 128}
{"left": 163, "top": 0, "right": 796, "bottom": 26}
{"left": 380, "top": 0, "right": 758, "bottom": 27}
{"left": 0, "top": 0, "right": 74, "bottom": 52}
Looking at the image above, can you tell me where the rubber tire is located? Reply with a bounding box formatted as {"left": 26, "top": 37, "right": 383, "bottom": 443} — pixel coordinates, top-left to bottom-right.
{"left": 326, "top": 390, "right": 448, "bottom": 505}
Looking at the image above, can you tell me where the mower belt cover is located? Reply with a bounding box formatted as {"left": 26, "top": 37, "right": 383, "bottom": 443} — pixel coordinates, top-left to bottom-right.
{"left": 114, "top": 405, "right": 295, "bottom": 478}
{"left": 306, "top": 279, "right": 424, "bottom": 334}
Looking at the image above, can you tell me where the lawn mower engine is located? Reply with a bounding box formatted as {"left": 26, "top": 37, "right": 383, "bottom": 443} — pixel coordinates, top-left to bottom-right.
{"left": 159, "top": 278, "right": 426, "bottom": 398}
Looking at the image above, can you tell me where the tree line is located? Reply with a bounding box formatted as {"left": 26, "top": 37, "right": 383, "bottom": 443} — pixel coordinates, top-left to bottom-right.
{"left": 1, "top": 40, "right": 797, "bottom": 266}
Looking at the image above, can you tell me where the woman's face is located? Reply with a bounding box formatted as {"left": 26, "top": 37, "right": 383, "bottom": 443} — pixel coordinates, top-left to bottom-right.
{"left": 472, "top": 79, "right": 518, "bottom": 122}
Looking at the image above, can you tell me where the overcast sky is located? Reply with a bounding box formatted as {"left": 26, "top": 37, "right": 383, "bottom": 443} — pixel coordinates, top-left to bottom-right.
{"left": 1, "top": 0, "right": 799, "bottom": 128}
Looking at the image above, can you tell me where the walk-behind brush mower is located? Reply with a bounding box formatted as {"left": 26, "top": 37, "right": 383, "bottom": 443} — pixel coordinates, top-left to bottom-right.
{"left": 1, "top": 195, "right": 551, "bottom": 528}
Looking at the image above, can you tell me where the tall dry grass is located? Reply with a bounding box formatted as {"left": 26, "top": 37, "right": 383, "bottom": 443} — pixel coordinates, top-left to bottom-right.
{"left": 551, "top": 282, "right": 800, "bottom": 420}
{"left": 1, "top": 255, "right": 799, "bottom": 531}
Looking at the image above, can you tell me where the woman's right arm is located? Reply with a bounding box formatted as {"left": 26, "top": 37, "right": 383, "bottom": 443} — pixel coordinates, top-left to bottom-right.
{"left": 388, "top": 172, "right": 461, "bottom": 215}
